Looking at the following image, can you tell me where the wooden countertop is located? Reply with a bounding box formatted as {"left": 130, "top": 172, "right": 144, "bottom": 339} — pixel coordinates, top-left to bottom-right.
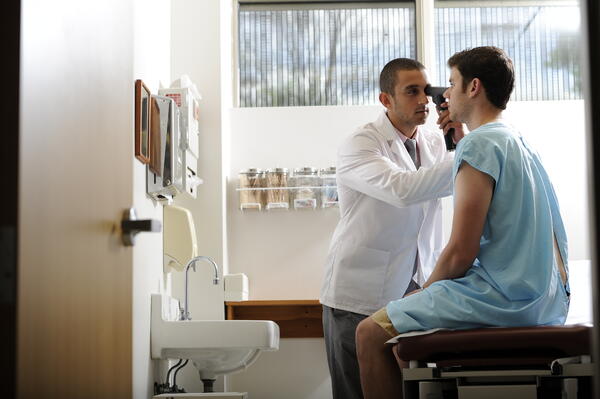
{"left": 225, "top": 300, "right": 323, "bottom": 338}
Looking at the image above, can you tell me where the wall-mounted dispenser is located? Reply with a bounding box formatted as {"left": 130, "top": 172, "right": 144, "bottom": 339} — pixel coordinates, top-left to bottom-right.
{"left": 147, "top": 95, "right": 184, "bottom": 203}
{"left": 158, "top": 75, "right": 203, "bottom": 198}
{"left": 163, "top": 205, "right": 198, "bottom": 273}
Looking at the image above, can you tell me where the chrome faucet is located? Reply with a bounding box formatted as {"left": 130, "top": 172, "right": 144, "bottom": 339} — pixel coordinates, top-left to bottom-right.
{"left": 180, "top": 255, "right": 220, "bottom": 321}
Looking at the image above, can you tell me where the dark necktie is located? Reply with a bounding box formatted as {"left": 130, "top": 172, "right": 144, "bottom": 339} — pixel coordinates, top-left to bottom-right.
{"left": 405, "top": 138, "right": 420, "bottom": 169}
{"left": 403, "top": 138, "right": 421, "bottom": 295}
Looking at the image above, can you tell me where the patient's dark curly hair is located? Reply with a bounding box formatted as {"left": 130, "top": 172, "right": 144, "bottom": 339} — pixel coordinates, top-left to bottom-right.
{"left": 448, "top": 46, "right": 515, "bottom": 110}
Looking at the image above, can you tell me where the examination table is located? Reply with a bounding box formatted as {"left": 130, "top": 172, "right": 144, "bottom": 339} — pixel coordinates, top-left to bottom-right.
{"left": 393, "top": 324, "right": 593, "bottom": 399}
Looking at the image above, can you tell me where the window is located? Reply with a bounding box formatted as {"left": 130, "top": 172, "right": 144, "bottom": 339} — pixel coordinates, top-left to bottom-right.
{"left": 434, "top": 1, "right": 581, "bottom": 101}
{"left": 238, "top": 2, "right": 416, "bottom": 107}
{"left": 237, "top": 0, "right": 581, "bottom": 107}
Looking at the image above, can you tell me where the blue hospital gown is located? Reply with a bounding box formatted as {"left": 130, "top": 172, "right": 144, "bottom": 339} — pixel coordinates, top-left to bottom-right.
{"left": 386, "top": 121, "right": 570, "bottom": 333}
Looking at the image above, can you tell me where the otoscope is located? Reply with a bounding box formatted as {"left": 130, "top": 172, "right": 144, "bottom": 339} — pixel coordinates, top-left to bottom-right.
{"left": 425, "top": 85, "right": 456, "bottom": 151}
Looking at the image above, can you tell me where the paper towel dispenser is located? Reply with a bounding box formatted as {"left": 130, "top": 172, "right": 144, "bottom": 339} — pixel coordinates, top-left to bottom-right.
{"left": 158, "top": 76, "right": 203, "bottom": 198}
{"left": 147, "top": 95, "right": 184, "bottom": 203}
{"left": 163, "top": 205, "right": 198, "bottom": 273}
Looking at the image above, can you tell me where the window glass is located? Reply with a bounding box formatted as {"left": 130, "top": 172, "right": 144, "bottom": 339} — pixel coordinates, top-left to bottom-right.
{"left": 434, "top": 1, "right": 581, "bottom": 101}
{"left": 238, "top": 3, "right": 416, "bottom": 107}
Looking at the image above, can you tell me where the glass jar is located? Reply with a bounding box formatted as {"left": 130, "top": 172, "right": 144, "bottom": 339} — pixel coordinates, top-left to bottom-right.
{"left": 265, "top": 167, "right": 289, "bottom": 210}
{"left": 320, "top": 166, "right": 338, "bottom": 208}
{"left": 238, "top": 168, "right": 265, "bottom": 211}
{"left": 292, "top": 167, "right": 319, "bottom": 209}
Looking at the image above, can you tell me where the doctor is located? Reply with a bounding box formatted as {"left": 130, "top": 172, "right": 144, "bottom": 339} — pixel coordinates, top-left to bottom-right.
{"left": 320, "top": 58, "right": 465, "bottom": 399}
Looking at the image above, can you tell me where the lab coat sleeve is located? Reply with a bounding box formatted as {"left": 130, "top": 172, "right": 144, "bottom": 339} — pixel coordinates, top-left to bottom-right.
{"left": 337, "top": 132, "right": 454, "bottom": 208}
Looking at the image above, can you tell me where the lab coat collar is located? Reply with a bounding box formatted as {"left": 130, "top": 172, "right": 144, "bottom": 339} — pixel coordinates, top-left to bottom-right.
{"left": 375, "top": 111, "right": 437, "bottom": 170}
{"left": 375, "top": 111, "right": 400, "bottom": 143}
{"left": 375, "top": 111, "right": 417, "bottom": 170}
{"left": 376, "top": 111, "right": 417, "bottom": 144}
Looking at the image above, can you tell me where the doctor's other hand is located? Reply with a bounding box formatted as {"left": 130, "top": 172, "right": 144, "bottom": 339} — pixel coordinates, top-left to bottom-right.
{"left": 403, "top": 288, "right": 422, "bottom": 298}
{"left": 436, "top": 102, "right": 467, "bottom": 144}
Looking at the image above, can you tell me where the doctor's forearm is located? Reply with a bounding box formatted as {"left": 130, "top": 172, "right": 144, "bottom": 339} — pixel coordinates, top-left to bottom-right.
{"left": 339, "top": 159, "right": 454, "bottom": 208}
{"left": 388, "top": 162, "right": 454, "bottom": 207}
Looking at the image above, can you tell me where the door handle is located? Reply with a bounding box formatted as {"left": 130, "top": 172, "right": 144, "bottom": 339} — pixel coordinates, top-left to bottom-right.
{"left": 121, "top": 208, "right": 161, "bottom": 246}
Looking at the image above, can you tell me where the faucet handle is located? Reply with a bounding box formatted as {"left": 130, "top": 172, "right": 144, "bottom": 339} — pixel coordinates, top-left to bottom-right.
{"left": 178, "top": 304, "right": 186, "bottom": 321}
{"left": 178, "top": 304, "right": 191, "bottom": 321}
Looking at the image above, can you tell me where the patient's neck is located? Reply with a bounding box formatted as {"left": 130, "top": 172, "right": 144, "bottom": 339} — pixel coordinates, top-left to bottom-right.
{"left": 466, "top": 106, "right": 503, "bottom": 131}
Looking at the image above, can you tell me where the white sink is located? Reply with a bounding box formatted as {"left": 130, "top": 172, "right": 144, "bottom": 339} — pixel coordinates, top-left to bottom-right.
{"left": 151, "top": 294, "right": 280, "bottom": 380}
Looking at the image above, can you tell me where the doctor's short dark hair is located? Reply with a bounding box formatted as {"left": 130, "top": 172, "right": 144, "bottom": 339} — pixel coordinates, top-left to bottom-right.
{"left": 380, "top": 58, "right": 426, "bottom": 96}
{"left": 447, "top": 46, "right": 515, "bottom": 110}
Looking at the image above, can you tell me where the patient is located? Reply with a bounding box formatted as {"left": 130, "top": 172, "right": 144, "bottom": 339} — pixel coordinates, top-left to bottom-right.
{"left": 355, "top": 46, "right": 570, "bottom": 399}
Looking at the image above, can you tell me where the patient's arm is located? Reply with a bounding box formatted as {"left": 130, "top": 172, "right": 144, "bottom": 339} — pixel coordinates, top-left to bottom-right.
{"left": 423, "top": 161, "right": 494, "bottom": 288}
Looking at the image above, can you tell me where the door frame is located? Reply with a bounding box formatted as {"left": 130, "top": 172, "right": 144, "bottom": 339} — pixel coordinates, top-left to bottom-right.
{"left": 2, "top": 1, "right": 20, "bottom": 397}
{"left": 583, "top": 0, "right": 600, "bottom": 396}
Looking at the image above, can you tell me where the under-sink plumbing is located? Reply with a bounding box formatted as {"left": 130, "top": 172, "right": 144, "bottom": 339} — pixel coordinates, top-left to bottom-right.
{"left": 154, "top": 359, "right": 189, "bottom": 395}
{"left": 180, "top": 255, "right": 220, "bottom": 321}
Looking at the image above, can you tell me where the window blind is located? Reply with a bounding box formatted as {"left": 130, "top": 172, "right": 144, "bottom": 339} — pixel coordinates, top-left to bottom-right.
{"left": 238, "top": 4, "right": 416, "bottom": 107}
{"left": 434, "top": 3, "right": 581, "bottom": 101}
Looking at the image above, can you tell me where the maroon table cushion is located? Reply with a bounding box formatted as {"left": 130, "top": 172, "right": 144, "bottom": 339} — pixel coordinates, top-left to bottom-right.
{"left": 393, "top": 325, "right": 591, "bottom": 368}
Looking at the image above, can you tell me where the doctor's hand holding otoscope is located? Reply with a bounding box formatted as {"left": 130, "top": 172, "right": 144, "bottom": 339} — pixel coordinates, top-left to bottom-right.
{"left": 425, "top": 85, "right": 467, "bottom": 151}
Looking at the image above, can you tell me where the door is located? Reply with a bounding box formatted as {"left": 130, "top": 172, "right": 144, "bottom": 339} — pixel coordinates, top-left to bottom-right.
{"left": 18, "top": 0, "right": 134, "bottom": 396}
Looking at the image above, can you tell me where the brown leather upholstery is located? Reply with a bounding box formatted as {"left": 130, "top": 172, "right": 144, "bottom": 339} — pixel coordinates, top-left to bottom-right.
{"left": 393, "top": 325, "right": 592, "bottom": 368}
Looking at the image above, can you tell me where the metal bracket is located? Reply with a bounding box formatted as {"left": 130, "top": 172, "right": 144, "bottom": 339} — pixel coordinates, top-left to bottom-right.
{"left": 121, "top": 208, "right": 161, "bottom": 246}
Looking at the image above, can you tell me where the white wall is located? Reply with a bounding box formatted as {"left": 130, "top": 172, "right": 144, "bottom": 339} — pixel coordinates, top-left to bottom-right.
{"left": 132, "top": 1, "right": 171, "bottom": 398}
{"left": 229, "top": 339, "right": 332, "bottom": 399}
{"left": 170, "top": 0, "right": 226, "bottom": 322}
{"left": 170, "top": 0, "right": 229, "bottom": 393}
{"left": 133, "top": 0, "right": 230, "bottom": 394}
{"left": 227, "top": 105, "right": 381, "bottom": 299}
{"left": 505, "top": 100, "right": 589, "bottom": 260}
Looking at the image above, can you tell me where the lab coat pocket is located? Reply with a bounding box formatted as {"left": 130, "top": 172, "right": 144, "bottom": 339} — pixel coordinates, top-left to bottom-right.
{"left": 421, "top": 249, "right": 442, "bottom": 279}
{"left": 334, "top": 245, "right": 391, "bottom": 310}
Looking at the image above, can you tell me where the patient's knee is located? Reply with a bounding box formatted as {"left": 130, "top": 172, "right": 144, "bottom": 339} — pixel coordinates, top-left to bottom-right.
{"left": 356, "top": 317, "right": 386, "bottom": 356}
{"left": 356, "top": 318, "right": 372, "bottom": 358}
{"left": 356, "top": 318, "right": 371, "bottom": 342}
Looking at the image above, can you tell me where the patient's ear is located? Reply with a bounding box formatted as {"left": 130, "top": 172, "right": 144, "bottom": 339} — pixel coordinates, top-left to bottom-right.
{"left": 468, "top": 78, "right": 483, "bottom": 99}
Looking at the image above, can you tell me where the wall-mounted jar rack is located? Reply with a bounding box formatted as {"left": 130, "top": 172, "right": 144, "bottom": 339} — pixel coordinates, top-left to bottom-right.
{"left": 237, "top": 166, "right": 338, "bottom": 211}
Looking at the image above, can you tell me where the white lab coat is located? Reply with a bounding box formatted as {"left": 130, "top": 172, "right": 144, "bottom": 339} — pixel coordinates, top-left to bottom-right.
{"left": 320, "top": 111, "right": 454, "bottom": 315}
